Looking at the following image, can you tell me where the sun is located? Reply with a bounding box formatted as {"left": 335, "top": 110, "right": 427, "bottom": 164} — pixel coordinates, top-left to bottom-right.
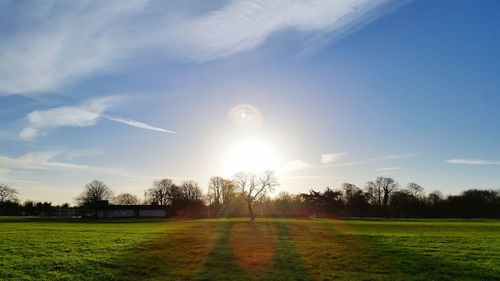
{"left": 223, "top": 137, "right": 280, "bottom": 176}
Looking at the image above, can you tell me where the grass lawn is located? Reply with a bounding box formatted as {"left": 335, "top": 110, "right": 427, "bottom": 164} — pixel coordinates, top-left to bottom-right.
{"left": 0, "top": 217, "right": 499, "bottom": 280}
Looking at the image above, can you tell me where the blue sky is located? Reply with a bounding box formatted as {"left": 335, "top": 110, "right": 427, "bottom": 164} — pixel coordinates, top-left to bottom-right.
{"left": 1, "top": 0, "right": 499, "bottom": 204}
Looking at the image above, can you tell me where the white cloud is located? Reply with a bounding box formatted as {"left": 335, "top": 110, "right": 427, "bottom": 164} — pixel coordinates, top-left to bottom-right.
{"left": 282, "top": 160, "right": 313, "bottom": 171}
{"left": 331, "top": 153, "right": 415, "bottom": 167}
{"left": 284, "top": 152, "right": 413, "bottom": 172}
{"left": 0, "top": 150, "right": 149, "bottom": 204}
{"left": 376, "top": 167, "right": 400, "bottom": 171}
{"left": 0, "top": 1, "right": 150, "bottom": 94}
{"left": 445, "top": 159, "right": 500, "bottom": 165}
{"left": 282, "top": 175, "right": 339, "bottom": 180}
{"left": 18, "top": 128, "right": 38, "bottom": 140}
{"left": 19, "top": 97, "right": 175, "bottom": 140}
{"left": 373, "top": 153, "right": 416, "bottom": 161}
{"left": 0, "top": 148, "right": 194, "bottom": 204}
{"left": 19, "top": 97, "right": 116, "bottom": 140}
{"left": 174, "top": 0, "right": 395, "bottom": 61}
{"left": 0, "top": 0, "right": 398, "bottom": 94}
{"left": 321, "top": 152, "right": 349, "bottom": 164}
{"left": 0, "top": 151, "right": 121, "bottom": 173}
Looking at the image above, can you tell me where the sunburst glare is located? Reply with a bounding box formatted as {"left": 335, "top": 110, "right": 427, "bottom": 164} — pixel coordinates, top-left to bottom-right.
{"left": 223, "top": 137, "right": 280, "bottom": 176}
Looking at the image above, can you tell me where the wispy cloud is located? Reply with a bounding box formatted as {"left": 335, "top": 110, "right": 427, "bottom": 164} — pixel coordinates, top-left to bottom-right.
{"left": 19, "top": 97, "right": 175, "bottom": 140}
{"left": 282, "top": 160, "right": 313, "bottom": 171}
{"left": 0, "top": 0, "right": 399, "bottom": 95}
{"left": 321, "top": 152, "right": 349, "bottom": 164}
{"left": 0, "top": 1, "right": 150, "bottom": 94}
{"left": 104, "top": 116, "right": 176, "bottom": 134}
{"left": 174, "top": 0, "right": 396, "bottom": 61}
{"left": 19, "top": 97, "right": 116, "bottom": 140}
{"left": 445, "top": 159, "right": 500, "bottom": 165}
{"left": 327, "top": 153, "right": 415, "bottom": 167}
{"left": 0, "top": 151, "right": 121, "bottom": 173}
{"left": 282, "top": 175, "right": 340, "bottom": 180}
{"left": 376, "top": 167, "right": 401, "bottom": 171}
{"left": 285, "top": 153, "right": 414, "bottom": 171}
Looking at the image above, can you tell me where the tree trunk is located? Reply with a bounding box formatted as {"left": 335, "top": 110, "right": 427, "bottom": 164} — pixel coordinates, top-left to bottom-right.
{"left": 247, "top": 201, "right": 254, "bottom": 220}
{"left": 383, "top": 193, "right": 389, "bottom": 217}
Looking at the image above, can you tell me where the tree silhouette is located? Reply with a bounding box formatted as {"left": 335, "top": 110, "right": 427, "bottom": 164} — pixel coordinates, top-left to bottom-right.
{"left": 112, "top": 193, "right": 140, "bottom": 205}
{"left": 75, "top": 180, "right": 113, "bottom": 208}
{"left": 233, "top": 170, "right": 278, "bottom": 220}
{"left": 301, "top": 189, "right": 324, "bottom": 217}
{"left": 144, "top": 179, "right": 174, "bottom": 205}
{"left": 342, "top": 183, "right": 368, "bottom": 217}
{"left": 207, "top": 176, "right": 235, "bottom": 216}
{"left": 144, "top": 179, "right": 180, "bottom": 206}
{"left": 366, "top": 177, "right": 398, "bottom": 216}
{"left": 406, "top": 182, "right": 425, "bottom": 198}
{"left": 181, "top": 180, "right": 203, "bottom": 202}
{"left": 323, "top": 188, "right": 344, "bottom": 215}
{"left": 0, "top": 184, "right": 18, "bottom": 203}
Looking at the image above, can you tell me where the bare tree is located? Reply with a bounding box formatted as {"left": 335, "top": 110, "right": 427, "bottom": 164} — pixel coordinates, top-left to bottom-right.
{"left": 112, "top": 193, "right": 140, "bottom": 205}
{"left": 181, "top": 180, "right": 203, "bottom": 201}
{"left": 365, "top": 181, "right": 383, "bottom": 208}
{"left": 144, "top": 178, "right": 183, "bottom": 207}
{"left": 233, "top": 170, "right": 278, "bottom": 220}
{"left": 0, "top": 184, "right": 18, "bottom": 203}
{"left": 366, "top": 177, "right": 398, "bottom": 215}
{"left": 75, "top": 180, "right": 113, "bottom": 207}
{"left": 406, "top": 182, "right": 425, "bottom": 198}
{"left": 207, "top": 176, "right": 235, "bottom": 215}
{"left": 145, "top": 179, "right": 172, "bottom": 205}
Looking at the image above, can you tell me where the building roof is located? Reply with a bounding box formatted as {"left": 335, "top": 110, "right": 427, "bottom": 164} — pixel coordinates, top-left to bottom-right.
{"left": 97, "top": 205, "right": 170, "bottom": 211}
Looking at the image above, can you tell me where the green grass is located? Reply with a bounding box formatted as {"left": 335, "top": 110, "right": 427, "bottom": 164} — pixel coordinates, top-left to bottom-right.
{"left": 0, "top": 217, "right": 499, "bottom": 280}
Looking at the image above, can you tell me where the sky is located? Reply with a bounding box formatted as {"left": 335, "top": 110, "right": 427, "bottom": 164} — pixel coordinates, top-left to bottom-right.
{"left": 1, "top": 0, "right": 499, "bottom": 204}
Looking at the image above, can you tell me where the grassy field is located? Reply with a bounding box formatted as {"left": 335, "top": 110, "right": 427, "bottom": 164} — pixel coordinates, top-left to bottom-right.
{"left": 0, "top": 217, "right": 499, "bottom": 281}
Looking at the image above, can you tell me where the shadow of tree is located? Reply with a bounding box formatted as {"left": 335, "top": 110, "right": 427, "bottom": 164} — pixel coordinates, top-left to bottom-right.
{"left": 231, "top": 221, "right": 277, "bottom": 272}
{"left": 195, "top": 220, "right": 247, "bottom": 280}
{"left": 325, "top": 220, "right": 500, "bottom": 281}
{"left": 288, "top": 219, "right": 393, "bottom": 280}
{"left": 359, "top": 234, "right": 500, "bottom": 280}
{"left": 196, "top": 219, "right": 312, "bottom": 281}
{"left": 261, "top": 221, "right": 313, "bottom": 281}
{"left": 116, "top": 219, "right": 218, "bottom": 281}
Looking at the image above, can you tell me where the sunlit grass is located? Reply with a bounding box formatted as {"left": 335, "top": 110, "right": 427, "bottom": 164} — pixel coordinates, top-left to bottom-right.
{"left": 0, "top": 217, "right": 499, "bottom": 280}
{"left": 230, "top": 220, "right": 277, "bottom": 271}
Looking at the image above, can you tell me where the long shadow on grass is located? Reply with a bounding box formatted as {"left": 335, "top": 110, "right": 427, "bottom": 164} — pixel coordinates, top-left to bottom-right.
{"left": 230, "top": 220, "right": 277, "bottom": 272}
{"left": 196, "top": 220, "right": 312, "bottom": 281}
{"left": 288, "top": 219, "right": 394, "bottom": 280}
{"left": 116, "top": 219, "right": 218, "bottom": 281}
{"left": 326, "top": 220, "right": 500, "bottom": 281}
{"left": 261, "top": 221, "right": 313, "bottom": 281}
{"left": 195, "top": 221, "right": 248, "bottom": 280}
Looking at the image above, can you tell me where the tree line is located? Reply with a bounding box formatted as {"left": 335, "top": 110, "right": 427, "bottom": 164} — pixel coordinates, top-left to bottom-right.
{"left": 1, "top": 174, "right": 499, "bottom": 218}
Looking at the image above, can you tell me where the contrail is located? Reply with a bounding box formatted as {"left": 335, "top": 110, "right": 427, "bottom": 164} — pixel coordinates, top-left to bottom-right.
{"left": 103, "top": 115, "right": 177, "bottom": 134}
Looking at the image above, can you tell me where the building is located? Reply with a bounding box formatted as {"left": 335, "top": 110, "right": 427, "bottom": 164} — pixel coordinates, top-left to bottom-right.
{"left": 96, "top": 205, "right": 170, "bottom": 218}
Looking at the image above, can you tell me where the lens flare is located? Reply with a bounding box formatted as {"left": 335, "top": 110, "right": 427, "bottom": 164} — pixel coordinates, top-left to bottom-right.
{"left": 228, "top": 104, "right": 262, "bottom": 132}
